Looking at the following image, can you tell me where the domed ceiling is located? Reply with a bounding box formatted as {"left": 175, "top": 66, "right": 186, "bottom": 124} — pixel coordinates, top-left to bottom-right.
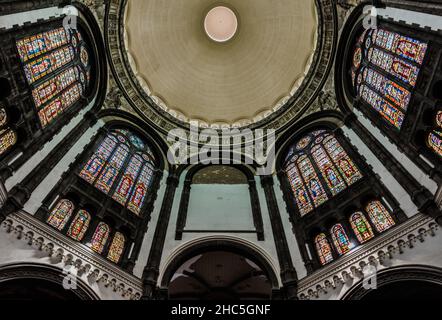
{"left": 123, "top": 0, "right": 317, "bottom": 127}
{"left": 106, "top": 0, "right": 336, "bottom": 132}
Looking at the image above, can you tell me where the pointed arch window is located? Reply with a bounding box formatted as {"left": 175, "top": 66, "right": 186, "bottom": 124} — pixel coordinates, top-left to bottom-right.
{"left": 315, "top": 233, "right": 334, "bottom": 266}
{"left": 366, "top": 201, "right": 395, "bottom": 232}
{"left": 284, "top": 130, "right": 363, "bottom": 216}
{"left": 0, "top": 109, "right": 7, "bottom": 127}
{"left": 47, "top": 199, "right": 74, "bottom": 231}
{"left": 0, "top": 128, "right": 17, "bottom": 156}
{"left": 350, "top": 212, "right": 374, "bottom": 244}
{"left": 80, "top": 130, "right": 157, "bottom": 215}
{"left": 351, "top": 28, "right": 428, "bottom": 130}
{"left": 91, "top": 222, "right": 110, "bottom": 254}
{"left": 331, "top": 224, "right": 352, "bottom": 255}
{"left": 428, "top": 111, "right": 442, "bottom": 158}
{"left": 67, "top": 209, "right": 91, "bottom": 241}
{"left": 107, "top": 232, "right": 125, "bottom": 264}
{"left": 16, "top": 26, "right": 92, "bottom": 128}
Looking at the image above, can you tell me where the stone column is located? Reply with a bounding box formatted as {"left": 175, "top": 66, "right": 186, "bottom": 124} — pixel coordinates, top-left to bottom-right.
{"left": 142, "top": 173, "right": 179, "bottom": 300}
{"left": 261, "top": 175, "right": 298, "bottom": 300}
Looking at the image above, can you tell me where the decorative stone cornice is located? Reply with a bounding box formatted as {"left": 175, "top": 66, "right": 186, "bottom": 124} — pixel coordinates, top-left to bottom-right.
{"left": 1, "top": 211, "right": 143, "bottom": 300}
{"left": 104, "top": 0, "right": 338, "bottom": 135}
{"left": 297, "top": 214, "right": 440, "bottom": 300}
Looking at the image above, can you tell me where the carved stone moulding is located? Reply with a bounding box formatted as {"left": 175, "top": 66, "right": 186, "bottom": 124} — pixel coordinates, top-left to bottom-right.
{"left": 0, "top": 211, "right": 143, "bottom": 300}
{"left": 297, "top": 214, "right": 440, "bottom": 300}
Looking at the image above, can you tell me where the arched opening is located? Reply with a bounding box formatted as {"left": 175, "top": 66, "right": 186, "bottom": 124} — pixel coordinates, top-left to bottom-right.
{"left": 0, "top": 264, "right": 98, "bottom": 300}
{"left": 343, "top": 265, "right": 442, "bottom": 300}
{"left": 161, "top": 239, "right": 279, "bottom": 300}
{"left": 168, "top": 251, "right": 272, "bottom": 300}
{"left": 362, "top": 280, "right": 442, "bottom": 300}
{"left": 0, "top": 278, "right": 81, "bottom": 300}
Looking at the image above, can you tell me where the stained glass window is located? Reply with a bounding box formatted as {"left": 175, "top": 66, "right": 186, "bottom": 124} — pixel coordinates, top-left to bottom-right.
{"left": 67, "top": 209, "right": 91, "bottom": 241}
{"left": 38, "top": 83, "right": 82, "bottom": 127}
{"left": 127, "top": 162, "right": 154, "bottom": 214}
{"left": 437, "top": 111, "right": 442, "bottom": 128}
{"left": 362, "top": 68, "right": 411, "bottom": 110}
{"left": 323, "top": 136, "right": 363, "bottom": 185}
{"left": 32, "top": 66, "right": 79, "bottom": 108}
{"left": 91, "top": 222, "right": 110, "bottom": 254}
{"left": 23, "top": 46, "right": 75, "bottom": 84}
{"left": 107, "top": 232, "right": 125, "bottom": 263}
{"left": 94, "top": 143, "right": 129, "bottom": 194}
{"left": 360, "top": 85, "right": 405, "bottom": 129}
{"left": 428, "top": 111, "right": 442, "bottom": 158}
{"left": 372, "top": 29, "right": 428, "bottom": 64}
{"left": 367, "top": 47, "right": 420, "bottom": 86}
{"left": 286, "top": 161, "right": 314, "bottom": 216}
{"left": 81, "top": 130, "right": 157, "bottom": 215}
{"left": 16, "top": 24, "right": 92, "bottom": 128}
{"left": 350, "top": 212, "right": 375, "bottom": 244}
{"left": 351, "top": 28, "right": 428, "bottom": 130}
{"left": 112, "top": 154, "right": 143, "bottom": 206}
{"left": 284, "top": 131, "right": 362, "bottom": 216}
{"left": 315, "top": 234, "right": 334, "bottom": 266}
{"left": 298, "top": 155, "right": 329, "bottom": 207}
{"left": 331, "top": 224, "right": 352, "bottom": 255}
{"left": 16, "top": 27, "right": 69, "bottom": 63}
{"left": 47, "top": 199, "right": 74, "bottom": 231}
{"left": 0, "top": 109, "right": 7, "bottom": 127}
{"left": 311, "top": 145, "right": 346, "bottom": 196}
{"left": 0, "top": 129, "right": 17, "bottom": 156}
{"left": 429, "top": 131, "right": 442, "bottom": 158}
{"left": 366, "top": 201, "right": 395, "bottom": 233}
{"left": 80, "top": 135, "right": 118, "bottom": 184}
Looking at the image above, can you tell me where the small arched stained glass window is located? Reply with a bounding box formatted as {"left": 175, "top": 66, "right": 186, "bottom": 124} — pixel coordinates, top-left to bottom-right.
{"left": 315, "top": 233, "right": 334, "bottom": 266}
{"left": 0, "top": 129, "right": 17, "bottom": 156}
{"left": 350, "top": 212, "right": 375, "bottom": 244}
{"left": 366, "top": 201, "right": 396, "bottom": 233}
{"left": 91, "top": 222, "right": 110, "bottom": 254}
{"left": 428, "top": 111, "right": 442, "bottom": 158}
{"left": 107, "top": 232, "right": 125, "bottom": 264}
{"left": 436, "top": 111, "right": 442, "bottom": 128}
{"left": 67, "top": 209, "right": 91, "bottom": 241}
{"left": 428, "top": 131, "right": 442, "bottom": 158}
{"left": 0, "top": 109, "right": 7, "bottom": 127}
{"left": 331, "top": 224, "right": 352, "bottom": 256}
{"left": 47, "top": 199, "right": 74, "bottom": 231}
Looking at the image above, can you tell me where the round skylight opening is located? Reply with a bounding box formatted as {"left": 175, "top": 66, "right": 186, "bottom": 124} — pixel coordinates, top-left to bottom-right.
{"left": 204, "top": 6, "right": 238, "bottom": 43}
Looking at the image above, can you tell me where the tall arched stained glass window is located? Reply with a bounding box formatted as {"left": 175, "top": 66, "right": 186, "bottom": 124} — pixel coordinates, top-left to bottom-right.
{"left": 428, "top": 111, "right": 442, "bottom": 158}
{"left": 91, "top": 222, "right": 110, "bottom": 254}
{"left": 107, "top": 232, "right": 125, "bottom": 264}
{"left": 80, "top": 130, "right": 157, "bottom": 215}
{"left": 16, "top": 26, "right": 92, "bottom": 128}
{"left": 0, "top": 129, "right": 17, "bottom": 156}
{"left": 47, "top": 199, "right": 74, "bottom": 231}
{"left": 366, "top": 201, "right": 395, "bottom": 233}
{"left": 351, "top": 28, "right": 428, "bottom": 129}
{"left": 315, "top": 233, "right": 334, "bottom": 266}
{"left": 331, "top": 224, "right": 352, "bottom": 255}
{"left": 67, "top": 209, "right": 91, "bottom": 241}
{"left": 284, "top": 130, "right": 363, "bottom": 216}
{"left": 350, "top": 212, "right": 374, "bottom": 244}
